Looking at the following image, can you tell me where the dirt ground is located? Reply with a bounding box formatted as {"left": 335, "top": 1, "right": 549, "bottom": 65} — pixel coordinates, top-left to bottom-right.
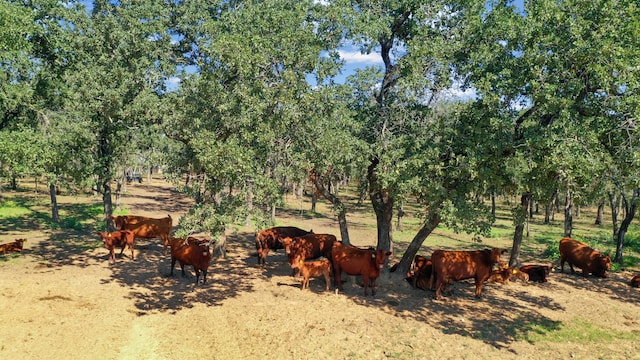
{"left": 1, "top": 179, "right": 639, "bottom": 359}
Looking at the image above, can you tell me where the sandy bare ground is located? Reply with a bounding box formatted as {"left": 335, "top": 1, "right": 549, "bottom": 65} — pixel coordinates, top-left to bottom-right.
{"left": 1, "top": 179, "right": 639, "bottom": 359}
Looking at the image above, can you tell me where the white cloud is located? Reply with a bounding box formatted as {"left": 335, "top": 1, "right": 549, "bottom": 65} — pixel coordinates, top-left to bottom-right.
{"left": 338, "top": 50, "right": 382, "bottom": 65}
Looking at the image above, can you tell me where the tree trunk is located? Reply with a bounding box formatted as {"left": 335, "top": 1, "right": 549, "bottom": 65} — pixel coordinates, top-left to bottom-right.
{"left": 396, "top": 203, "right": 404, "bottom": 232}
{"left": 595, "top": 200, "right": 605, "bottom": 225}
{"left": 49, "top": 183, "right": 60, "bottom": 224}
{"left": 102, "top": 180, "right": 114, "bottom": 231}
{"left": 608, "top": 192, "right": 621, "bottom": 239}
{"left": 615, "top": 188, "right": 638, "bottom": 264}
{"left": 245, "top": 182, "right": 253, "bottom": 226}
{"left": 564, "top": 187, "right": 573, "bottom": 237}
{"left": 310, "top": 184, "right": 317, "bottom": 212}
{"left": 367, "top": 158, "right": 393, "bottom": 254}
{"left": 393, "top": 207, "right": 441, "bottom": 278}
{"left": 509, "top": 193, "right": 530, "bottom": 267}
{"left": 491, "top": 190, "right": 496, "bottom": 219}
{"left": 310, "top": 170, "right": 351, "bottom": 245}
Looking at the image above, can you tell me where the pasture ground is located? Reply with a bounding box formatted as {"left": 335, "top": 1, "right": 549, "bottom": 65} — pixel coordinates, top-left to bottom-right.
{"left": 0, "top": 178, "right": 639, "bottom": 359}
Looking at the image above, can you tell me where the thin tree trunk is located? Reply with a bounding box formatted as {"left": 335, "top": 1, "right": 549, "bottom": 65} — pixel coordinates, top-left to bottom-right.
{"left": 491, "top": 190, "right": 496, "bottom": 219}
{"left": 396, "top": 203, "right": 404, "bottom": 232}
{"left": 595, "top": 200, "right": 605, "bottom": 225}
{"left": 49, "top": 183, "right": 60, "bottom": 224}
{"left": 393, "top": 207, "right": 441, "bottom": 278}
{"left": 609, "top": 192, "right": 621, "bottom": 239}
{"left": 615, "top": 188, "right": 638, "bottom": 264}
{"left": 102, "top": 180, "right": 114, "bottom": 231}
{"left": 564, "top": 187, "right": 573, "bottom": 238}
{"left": 310, "top": 170, "right": 351, "bottom": 245}
{"left": 509, "top": 192, "right": 530, "bottom": 267}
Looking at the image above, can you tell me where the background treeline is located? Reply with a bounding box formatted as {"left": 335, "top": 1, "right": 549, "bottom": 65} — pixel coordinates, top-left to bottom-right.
{"left": 1, "top": 0, "right": 639, "bottom": 277}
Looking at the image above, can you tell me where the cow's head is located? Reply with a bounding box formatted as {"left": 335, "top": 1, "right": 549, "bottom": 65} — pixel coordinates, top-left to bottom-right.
{"left": 597, "top": 254, "right": 612, "bottom": 277}
{"left": 371, "top": 250, "right": 391, "bottom": 269}
{"left": 282, "top": 237, "right": 294, "bottom": 254}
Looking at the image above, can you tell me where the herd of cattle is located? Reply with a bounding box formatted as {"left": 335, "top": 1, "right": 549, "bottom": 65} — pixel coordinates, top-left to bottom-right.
{"left": 2, "top": 219, "right": 640, "bottom": 297}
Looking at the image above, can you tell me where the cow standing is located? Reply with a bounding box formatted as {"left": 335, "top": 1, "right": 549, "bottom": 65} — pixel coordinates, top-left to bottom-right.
{"left": 255, "top": 226, "right": 312, "bottom": 265}
{"left": 112, "top": 215, "right": 173, "bottom": 254}
{"left": 298, "top": 259, "right": 332, "bottom": 291}
{"left": 430, "top": 248, "right": 507, "bottom": 300}
{"left": 283, "top": 233, "right": 338, "bottom": 275}
{"left": 96, "top": 230, "right": 135, "bottom": 265}
{"left": 331, "top": 243, "right": 390, "bottom": 296}
{"left": 169, "top": 237, "right": 212, "bottom": 285}
{"left": 559, "top": 237, "right": 611, "bottom": 278}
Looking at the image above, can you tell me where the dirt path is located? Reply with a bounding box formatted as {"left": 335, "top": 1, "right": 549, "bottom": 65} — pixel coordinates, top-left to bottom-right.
{"left": 1, "top": 179, "right": 639, "bottom": 359}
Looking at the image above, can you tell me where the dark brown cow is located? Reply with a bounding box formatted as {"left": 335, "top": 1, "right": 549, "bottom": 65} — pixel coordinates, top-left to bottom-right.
{"left": 0, "top": 238, "right": 26, "bottom": 255}
{"left": 409, "top": 255, "right": 434, "bottom": 290}
{"left": 284, "top": 233, "right": 338, "bottom": 274}
{"left": 559, "top": 237, "right": 611, "bottom": 278}
{"left": 519, "top": 264, "right": 552, "bottom": 283}
{"left": 331, "top": 243, "right": 390, "bottom": 296}
{"left": 169, "top": 237, "right": 212, "bottom": 284}
{"left": 430, "top": 248, "right": 507, "bottom": 299}
{"left": 255, "top": 226, "right": 312, "bottom": 265}
{"left": 96, "top": 230, "right": 135, "bottom": 265}
{"left": 630, "top": 275, "right": 640, "bottom": 288}
{"left": 112, "top": 215, "right": 173, "bottom": 254}
{"left": 298, "top": 259, "right": 332, "bottom": 291}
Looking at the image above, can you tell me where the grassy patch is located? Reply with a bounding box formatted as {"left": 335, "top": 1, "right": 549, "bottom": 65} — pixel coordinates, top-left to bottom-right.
{"left": 521, "top": 318, "right": 637, "bottom": 344}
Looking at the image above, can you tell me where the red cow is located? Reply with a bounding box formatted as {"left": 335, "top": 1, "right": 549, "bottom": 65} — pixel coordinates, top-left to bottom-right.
{"left": 559, "top": 237, "right": 611, "bottom": 278}
{"left": 630, "top": 275, "right": 640, "bottom": 288}
{"left": 284, "top": 234, "right": 338, "bottom": 274}
{"left": 168, "top": 237, "right": 212, "bottom": 285}
{"left": 96, "top": 230, "right": 135, "bottom": 265}
{"left": 297, "top": 259, "right": 332, "bottom": 291}
{"left": 331, "top": 243, "right": 391, "bottom": 296}
{"left": 255, "top": 226, "right": 312, "bottom": 265}
{"left": 519, "top": 264, "right": 552, "bottom": 283}
{"left": 113, "top": 215, "right": 173, "bottom": 254}
{"left": 0, "top": 238, "right": 26, "bottom": 255}
{"left": 430, "top": 248, "right": 507, "bottom": 300}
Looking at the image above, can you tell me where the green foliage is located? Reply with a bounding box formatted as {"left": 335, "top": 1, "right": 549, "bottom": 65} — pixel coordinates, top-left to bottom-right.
{"left": 521, "top": 318, "right": 637, "bottom": 344}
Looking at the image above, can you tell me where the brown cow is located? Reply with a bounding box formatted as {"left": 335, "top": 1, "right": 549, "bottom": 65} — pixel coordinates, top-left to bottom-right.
{"left": 284, "top": 233, "right": 338, "bottom": 274}
{"left": 169, "top": 237, "right": 212, "bottom": 285}
{"left": 0, "top": 238, "right": 26, "bottom": 255}
{"left": 96, "top": 230, "right": 135, "bottom": 265}
{"left": 488, "top": 267, "right": 529, "bottom": 284}
{"left": 430, "top": 248, "right": 507, "bottom": 300}
{"left": 559, "top": 237, "right": 611, "bottom": 278}
{"left": 331, "top": 243, "right": 390, "bottom": 296}
{"left": 630, "top": 275, "right": 640, "bottom": 288}
{"left": 298, "top": 259, "right": 332, "bottom": 291}
{"left": 255, "top": 226, "right": 312, "bottom": 265}
{"left": 113, "top": 215, "right": 173, "bottom": 254}
{"left": 519, "top": 264, "right": 552, "bottom": 283}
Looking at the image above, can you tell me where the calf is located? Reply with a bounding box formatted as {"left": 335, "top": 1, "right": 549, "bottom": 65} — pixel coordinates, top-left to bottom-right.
{"left": 96, "top": 231, "right": 135, "bottom": 265}
{"left": 488, "top": 267, "right": 528, "bottom": 284}
{"left": 169, "top": 237, "right": 212, "bottom": 285}
{"left": 284, "top": 233, "right": 338, "bottom": 275}
{"left": 630, "top": 275, "right": 640, "bottom": 288}
{"left": 331, "top": 243, "right": 390, "bottom": 296}
{"left": 113, "top": 214, "right": 173, "bottom": 254}
{"left": 559, "top": 237, "right": 611, "bottom": 278}
{"left": 408, "top": 255, "right": 434, "bottom": 290}
{"left": 519, "top": 264, "right": 551, "bottom": 283}
{"left": 0, "top": 238, "right": 26, "bottom": 255}
{"left": 430, "top": 248, "right": 507, "bottom": 299}
{"left": 298, "top": 259, "right": 332, "bottom": 291}
{"left": 255, "top": 226, "right": 312, "bottom": 265}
